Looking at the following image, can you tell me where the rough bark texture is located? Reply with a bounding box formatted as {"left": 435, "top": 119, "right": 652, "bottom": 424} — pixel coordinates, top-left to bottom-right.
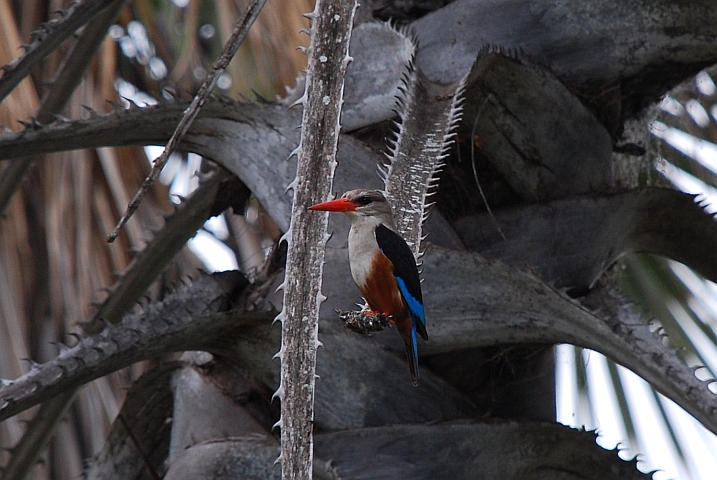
{"left": 414, "top": 0, "right": 717, "bottom": 106}
{"left": 314, "top": 422, "right": 651, "bottom": 480}
{"left": 461, "top": 50, "right": 615, "bottom": 202}
{"left": 276, "top": 0, "right": 357, "bottom": 478}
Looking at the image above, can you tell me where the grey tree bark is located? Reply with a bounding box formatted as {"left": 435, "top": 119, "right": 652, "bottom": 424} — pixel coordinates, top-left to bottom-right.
{"left": 276, "top": 0, "right": 356, "bottom": 478}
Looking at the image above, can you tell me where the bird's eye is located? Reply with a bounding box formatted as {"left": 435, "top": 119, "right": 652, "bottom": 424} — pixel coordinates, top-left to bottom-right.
{"left": 357, "top": 196, "right": 372, "bottom": 205}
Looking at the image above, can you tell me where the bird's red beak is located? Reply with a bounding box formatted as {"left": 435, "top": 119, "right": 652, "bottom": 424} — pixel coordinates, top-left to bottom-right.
{"left": 308, "top": 197, "right": 357, "bottom": 212}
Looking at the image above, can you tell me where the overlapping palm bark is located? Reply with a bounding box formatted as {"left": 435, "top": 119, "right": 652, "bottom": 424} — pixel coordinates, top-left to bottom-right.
{"left": 1, "top": 0, "right": 717, "bottom": 479}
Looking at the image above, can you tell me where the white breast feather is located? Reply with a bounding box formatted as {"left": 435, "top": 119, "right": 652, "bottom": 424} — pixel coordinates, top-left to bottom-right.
{"left": 347, "top": 217, "right": 382, "bottom": 289}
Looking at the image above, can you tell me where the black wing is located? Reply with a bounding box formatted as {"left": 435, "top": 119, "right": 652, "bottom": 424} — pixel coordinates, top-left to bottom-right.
{"left": 375, "top": 224, "right": 427, "bottom": 340}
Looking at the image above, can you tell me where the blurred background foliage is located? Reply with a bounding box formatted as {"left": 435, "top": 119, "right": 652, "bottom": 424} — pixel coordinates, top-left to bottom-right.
{"left": 0, "top": 1, "right": 308, "bottom": 478}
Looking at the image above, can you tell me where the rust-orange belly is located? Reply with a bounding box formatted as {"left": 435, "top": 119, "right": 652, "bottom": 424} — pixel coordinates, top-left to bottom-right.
{"left": 357, "top": 251, "right": 411, "bottom": 335}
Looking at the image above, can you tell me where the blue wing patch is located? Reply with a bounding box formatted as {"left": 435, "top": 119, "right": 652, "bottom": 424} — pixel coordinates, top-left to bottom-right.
{"left": 397, "top": 276, "right": 425, "bottom": 325}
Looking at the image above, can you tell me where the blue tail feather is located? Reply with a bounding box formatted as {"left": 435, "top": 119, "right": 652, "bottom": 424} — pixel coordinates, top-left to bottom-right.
{"left": 406, "top": 324, "right": 420, "bottom": 386}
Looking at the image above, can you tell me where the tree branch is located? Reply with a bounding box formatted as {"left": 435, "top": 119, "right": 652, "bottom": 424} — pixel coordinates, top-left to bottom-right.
{"left": 0, "top": 272, "right": 259, "bottom": 421}
{"left": 0, "top": 0, "right": 125, "bottom": 103}
{"left": 107, "top": 0, "right": 268, "bottom": 242}
{"left": 314, "top": 421, "right": 651, "bottom": 479}
{"left": 276, "top": 0, "right": 357, "bottom": 477}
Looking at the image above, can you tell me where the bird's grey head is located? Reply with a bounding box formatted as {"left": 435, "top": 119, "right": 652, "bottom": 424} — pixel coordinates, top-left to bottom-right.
{"left": 341, "top": 189, "right": 394, "bottom": 220}
{"left": 308, "top": 189, "right": 395, "bottom": 227}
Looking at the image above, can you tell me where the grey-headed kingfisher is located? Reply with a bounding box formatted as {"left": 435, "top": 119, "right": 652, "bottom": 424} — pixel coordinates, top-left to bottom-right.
{"left": 309, "top": 189, "right": 428, "bottom": 386}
